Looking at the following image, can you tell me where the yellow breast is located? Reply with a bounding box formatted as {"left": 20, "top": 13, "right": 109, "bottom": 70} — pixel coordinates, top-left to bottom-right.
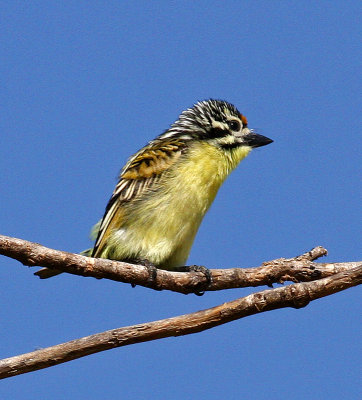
{"left": 107, "top": 141, "right": 251, "bottom": 269}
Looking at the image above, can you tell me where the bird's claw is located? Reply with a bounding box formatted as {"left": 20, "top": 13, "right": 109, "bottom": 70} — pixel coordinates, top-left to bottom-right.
{"left": 128, "top": 259, "right": 162, "bottom": 290}
{"left": 175, "top": 265, "right": 212, "bottom": 295}
{"left": 189, "top": 265, "right": 212, "bottom": 296}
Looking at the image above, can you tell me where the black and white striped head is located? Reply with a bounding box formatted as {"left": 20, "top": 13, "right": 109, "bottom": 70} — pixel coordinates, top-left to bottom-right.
{"left": 157, "top": 99, "right": 273, "bottom": 150}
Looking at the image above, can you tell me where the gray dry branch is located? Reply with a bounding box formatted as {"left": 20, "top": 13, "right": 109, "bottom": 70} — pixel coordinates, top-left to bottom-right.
{"left": 0, "top": 234, "right": 361, "bottom": 379}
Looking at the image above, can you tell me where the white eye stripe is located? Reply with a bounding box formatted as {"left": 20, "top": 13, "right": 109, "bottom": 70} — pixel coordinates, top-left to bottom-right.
{"left": 211, "top": 120, "right": 227, "bottom": 130}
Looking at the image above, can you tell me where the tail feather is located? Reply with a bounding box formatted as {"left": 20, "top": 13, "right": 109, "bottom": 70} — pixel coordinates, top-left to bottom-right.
{"left": 34, "top": 268, "right": 63, "bottom": 279}
{"left": 34, "top": 248, "right": 93, "bottom": 279}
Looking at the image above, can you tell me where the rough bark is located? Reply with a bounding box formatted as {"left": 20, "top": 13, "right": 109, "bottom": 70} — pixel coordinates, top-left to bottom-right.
{"left": 0, "top": 235, "right": 360, "bottom": 379}
{"left": 0, "top": 235, "right": 359, "bottom": 293}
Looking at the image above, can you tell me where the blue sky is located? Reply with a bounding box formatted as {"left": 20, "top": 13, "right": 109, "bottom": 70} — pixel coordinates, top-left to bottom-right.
{"left": 1, "top": 1, "right": 361, "bottom": 398}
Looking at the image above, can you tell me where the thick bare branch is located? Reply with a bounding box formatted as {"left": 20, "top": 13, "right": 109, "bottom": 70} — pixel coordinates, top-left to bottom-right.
{"left": 1, "top": 264, "right": 361, "bottom": 379}
{"left": 0, "top": 235, "right": 360, "bottom": 293}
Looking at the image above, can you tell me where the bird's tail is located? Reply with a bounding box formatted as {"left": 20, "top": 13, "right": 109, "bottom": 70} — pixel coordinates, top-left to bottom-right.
{"left": 34, "top": 248, "right": 93, "bottom": 279}
{"left": 34, "top": 221, "right": 100, "bottom": 279}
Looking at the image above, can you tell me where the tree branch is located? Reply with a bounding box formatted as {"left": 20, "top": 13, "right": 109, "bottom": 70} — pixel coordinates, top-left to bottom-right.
{"left": 0, "top": 235, "right": 360, "bottom": 293}
{"left": 1, "top": 264, "right": 361, "bottom": 379}
{"left": 1, "top": 234, "right": 361, "bottom": 378}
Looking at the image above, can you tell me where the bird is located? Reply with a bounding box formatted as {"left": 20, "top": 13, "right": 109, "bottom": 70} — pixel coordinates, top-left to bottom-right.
{"left": 35, "top": 99, "right": 273, "bottom": 281}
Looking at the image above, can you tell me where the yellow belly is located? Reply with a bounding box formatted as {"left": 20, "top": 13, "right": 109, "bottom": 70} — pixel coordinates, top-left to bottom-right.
{"left": 105, "top": 142, "right": 251, "bottom": 269}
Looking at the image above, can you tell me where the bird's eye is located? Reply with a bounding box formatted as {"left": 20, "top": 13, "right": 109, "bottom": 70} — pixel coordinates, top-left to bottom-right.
{"left": 228, "top": 120, "right": 241, "bottom": 131}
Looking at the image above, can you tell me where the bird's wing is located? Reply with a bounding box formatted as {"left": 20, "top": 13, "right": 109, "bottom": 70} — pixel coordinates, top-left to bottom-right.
{"left": 92, "top": 138, "right": 187, "bottom": 257}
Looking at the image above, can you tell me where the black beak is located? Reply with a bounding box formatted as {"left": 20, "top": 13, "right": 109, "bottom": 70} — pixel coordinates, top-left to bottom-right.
{"left": 243, "top": 133, "right": 273, "bottom": 148}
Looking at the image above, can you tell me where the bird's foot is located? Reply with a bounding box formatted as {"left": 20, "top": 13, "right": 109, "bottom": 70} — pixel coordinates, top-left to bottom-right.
{"left": 128, "top": 259, "right": 162, "bottom": 291}
{"left": 175, "top": 265, "right": 212, "bottom": 296}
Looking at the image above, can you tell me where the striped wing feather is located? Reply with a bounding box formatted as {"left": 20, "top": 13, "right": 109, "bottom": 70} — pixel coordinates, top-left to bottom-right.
{"left": 92, "top": 139, "right": 187, "bottom": 256}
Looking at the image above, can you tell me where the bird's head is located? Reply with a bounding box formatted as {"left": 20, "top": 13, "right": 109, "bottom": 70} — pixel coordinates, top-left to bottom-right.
{"left": 158, "top": 99, "right": 273, "bottom": 151}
